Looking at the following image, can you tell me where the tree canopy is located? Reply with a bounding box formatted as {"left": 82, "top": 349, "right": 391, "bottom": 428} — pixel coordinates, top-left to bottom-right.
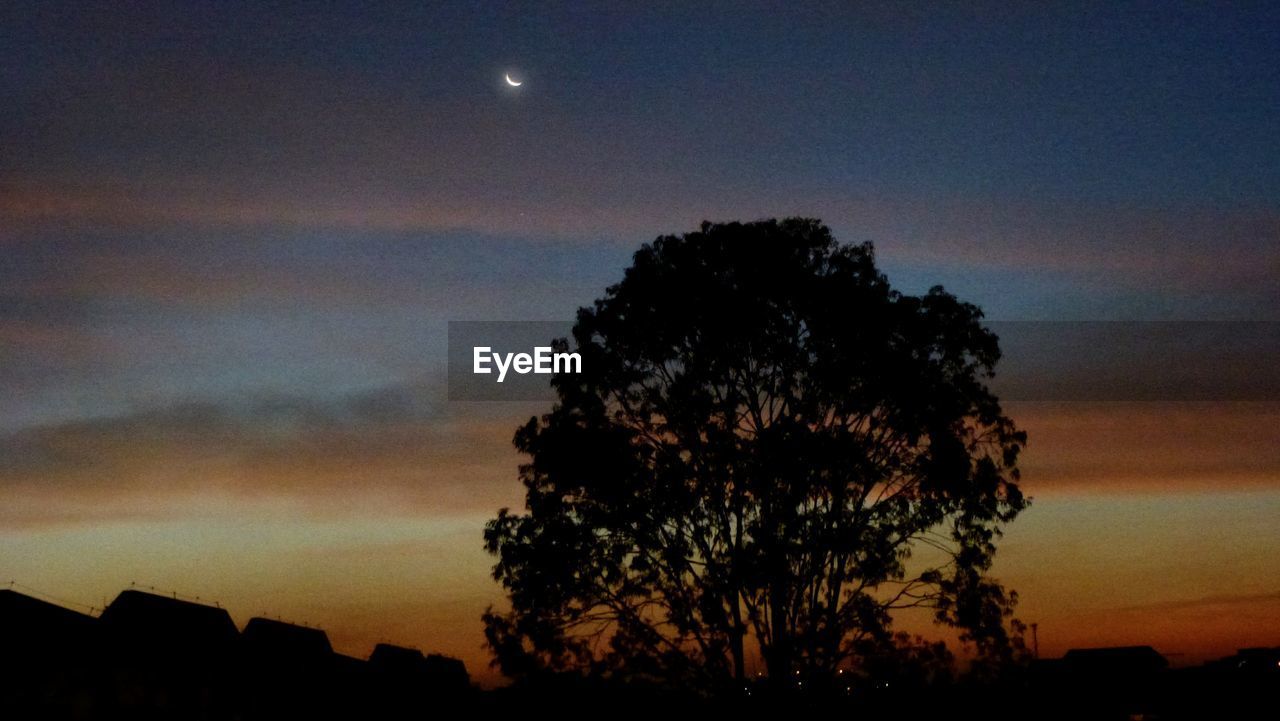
{"left": 484, "top": 218, "right": 1027, "bottom": 691}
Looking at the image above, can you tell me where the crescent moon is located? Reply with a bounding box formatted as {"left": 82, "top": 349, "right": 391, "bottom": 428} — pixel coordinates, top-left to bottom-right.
{"left": 505, "top": 73, "right": 523, "bottom": 87}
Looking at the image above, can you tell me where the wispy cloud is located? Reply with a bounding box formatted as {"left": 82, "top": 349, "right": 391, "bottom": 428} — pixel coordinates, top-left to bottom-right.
{"left": 0, "top": 385, "right": 533, "bottom": 528}
{"left": 1011, "top": 401, "right": 1280, "bottom": 494}
{"left": 1117, "top": 591, "right": 1280, "bottom": 613}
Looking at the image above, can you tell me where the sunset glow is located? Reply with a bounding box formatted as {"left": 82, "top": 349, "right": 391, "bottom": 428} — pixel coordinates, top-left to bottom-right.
{"left": 3, "top": 2, "right": 1277, "bottom": 692}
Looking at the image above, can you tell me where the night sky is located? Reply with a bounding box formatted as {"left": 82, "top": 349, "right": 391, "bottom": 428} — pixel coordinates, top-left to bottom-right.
{"left": 2, "top": 2, "right": 1278, "bottom": 684}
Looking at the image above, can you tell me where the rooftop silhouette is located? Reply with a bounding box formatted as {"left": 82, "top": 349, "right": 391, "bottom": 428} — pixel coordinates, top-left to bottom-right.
{"left": 0, "top": 586, "right": 471, "bottom": 720}
{"left": 242, "top": 616, "right": 335, "bottom": 659}
{"left": 2, "top": 585, "right": 1278, "bottom": 718}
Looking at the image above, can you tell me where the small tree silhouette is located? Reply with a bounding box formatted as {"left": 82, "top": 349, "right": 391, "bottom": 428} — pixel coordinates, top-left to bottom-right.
{"left": 484, "top": 219, "right": 1027, "bottom": 691}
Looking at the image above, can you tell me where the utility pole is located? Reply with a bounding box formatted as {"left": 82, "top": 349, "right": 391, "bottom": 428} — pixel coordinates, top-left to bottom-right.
{"left": 1030, "top": 623, "right": 1040, "bottom": 659}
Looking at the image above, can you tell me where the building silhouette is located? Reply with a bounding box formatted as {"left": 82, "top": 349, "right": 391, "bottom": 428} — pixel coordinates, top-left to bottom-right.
{"left": 0, "top": 587, "right": 471, "bottom": 720}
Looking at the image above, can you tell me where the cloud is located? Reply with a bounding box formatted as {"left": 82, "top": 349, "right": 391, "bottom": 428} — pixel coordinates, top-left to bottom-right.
{"left": 1009, "top": 401, "right": 1280, "bottom": 494}
{"left": 0, "top": 384, "right": 535, "bottom": 528}
{"left": 0, "top": 220, "right": 631, "bottom": 316}
{"left": 990, "top": 322, "right": 1280, "bottom": 401}
{"left": 1116, "top": 591, "right": 1280, "bottom": 613}
{"left": 5, "top": 390, "right": 1279, "bottom": 532}
{"left": 6, "top": 182, "right": 1275, "bottom": 317}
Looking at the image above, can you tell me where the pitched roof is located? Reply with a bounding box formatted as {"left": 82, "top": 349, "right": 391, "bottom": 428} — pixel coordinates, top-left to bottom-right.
{"left": 0, "top": 589, "right": 97, "bottom": 651}
{"left": 100, "top": 589, "right": 238, "bottom": 652}
{"left": 1062, "top": 645, "right": 1168, "bottom": 672}
{"left": 242, "top": 617, "right": 334, "bottom": 659}
{"left": 369, "top": 643, "right": 425, "bottom": 671}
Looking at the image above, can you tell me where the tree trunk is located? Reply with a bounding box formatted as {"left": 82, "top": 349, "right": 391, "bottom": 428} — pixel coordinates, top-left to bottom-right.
{"left": 730, "top": 597, "right": 746, "bottom": 683}
{"left": 766, "top": 587, "right": 792, "bottom": 685}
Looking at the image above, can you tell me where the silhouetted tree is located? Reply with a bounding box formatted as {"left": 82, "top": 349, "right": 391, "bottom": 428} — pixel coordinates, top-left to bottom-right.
{"left": 484, "top": 219, "right": 1027, "bottom": 692}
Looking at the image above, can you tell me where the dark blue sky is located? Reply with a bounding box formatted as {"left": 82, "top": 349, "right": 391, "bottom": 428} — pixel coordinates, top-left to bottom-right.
{"left": 3, "top": 1, "right": 1277, "bottom": 426}
{"left": 5, "top": 2, "right": 1278, "bottom": 199}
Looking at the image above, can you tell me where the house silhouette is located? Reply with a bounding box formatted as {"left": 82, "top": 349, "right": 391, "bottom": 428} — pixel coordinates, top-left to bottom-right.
{"left": 240, "top": 616, "right": 366, "bottom": 719}
{"left": 0, "top": 587, "right": 472, "bottom": 720}
{"left": 242, "top": 616, "right": 335, "bottom": 659}
{"left": 0, "top": 588, "right": 98, "bottom": 651}
{"left": 367, "top": 642, "right": 473, "bottom": 717}
{"left": 100, "top": 589, "right": 239, "bottom": 654}
{"left": 0, "top": 589, "right": 100, "bottom": 717}
{"left": 1061, "top": 645, "right": 1169, "bottom": 675}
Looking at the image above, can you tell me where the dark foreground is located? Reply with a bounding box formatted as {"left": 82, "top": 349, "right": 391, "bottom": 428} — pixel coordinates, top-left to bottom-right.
{"left": 4, "top": 588, "right": 1275, "bottom": 720}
